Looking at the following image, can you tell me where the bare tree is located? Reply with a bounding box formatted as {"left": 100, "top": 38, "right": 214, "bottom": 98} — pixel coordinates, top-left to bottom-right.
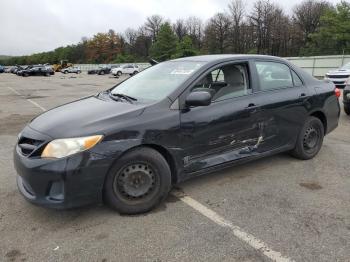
{"left": 124, "top": 28, "right": 138, "bottom": 46}
{"left": 293, "top": 0, "right": 333, "bottom": 43}
{"left": 173, "top": 19, "right": 187, "bottom": 41}
{"left": 145, "top": 15, "right": 164, "bottom": 42}
{"left": 204, "top": 13, "right": 231, "bottom": 54}
{"left": 185, "top": 16, "right": 204, "bottom": 49}
{"left": 228, "top": 0, "right": 245, "bottom": 52}
{"left": 249, "top": 0, "right": 276, "bottom": 54}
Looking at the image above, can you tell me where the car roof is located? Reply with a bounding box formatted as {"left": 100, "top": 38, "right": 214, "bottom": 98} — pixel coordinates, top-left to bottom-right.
{"left": 171, "top": 54, "right": 287, "bottom": 63}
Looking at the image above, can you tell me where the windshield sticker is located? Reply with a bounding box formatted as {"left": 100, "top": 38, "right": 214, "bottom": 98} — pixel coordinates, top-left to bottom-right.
{"left": 170, "top": 69, "right": 195, "bottom": 75}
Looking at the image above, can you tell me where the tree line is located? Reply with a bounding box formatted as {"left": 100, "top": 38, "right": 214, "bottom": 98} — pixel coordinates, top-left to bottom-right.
{"left": 1, "top": 0, "right": 350, "bottom": 66}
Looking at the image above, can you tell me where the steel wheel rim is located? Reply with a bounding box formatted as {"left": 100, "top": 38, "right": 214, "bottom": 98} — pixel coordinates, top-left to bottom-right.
{"left": 113, "top": 162, "right": 157, "bottom": 202}
{"left": 303, "top": 124, "right": 320, "bottom": 152}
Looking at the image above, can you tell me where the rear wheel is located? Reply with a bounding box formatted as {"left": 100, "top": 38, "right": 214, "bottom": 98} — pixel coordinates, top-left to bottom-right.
{"left": 117, "top": 71, "right": 122, "bottom": 76}
{"left": 344, "top": 105, "right": 350, "bottom": 115}
{"left": 63, "top": 71, "right": 68, "bottom": 74}
{"left": 100, "top": 71, "right": 105, "bottom": 75}
{"left": 290, "top": 116, "right": 324, "bottom": 160}
{"left": 104, "top": 147, "right": 171, "bottom": 214}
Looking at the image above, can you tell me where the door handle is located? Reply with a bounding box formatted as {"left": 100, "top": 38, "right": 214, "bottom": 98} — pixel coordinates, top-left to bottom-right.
{"left": 246, "top": 103, "right": 258, "bottom": 108}
{"left": 299, "top": 93, "right": 306, "bottom": 97}
{"left": 245, "top": 103, "right": 260, "bottom": 113}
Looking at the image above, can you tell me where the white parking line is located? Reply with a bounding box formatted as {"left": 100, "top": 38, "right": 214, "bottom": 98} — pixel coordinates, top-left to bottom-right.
{"left": 7, "top": 85, "right": 292, "bottom": 261}
{"left": 26, "top": 99, "right": 46, "bottom": 111}
{"left": 7, "top": 86, "right": 46, "bottom": 112}
{"left": 172, "top": 190, "right": 293, "bottom": 262}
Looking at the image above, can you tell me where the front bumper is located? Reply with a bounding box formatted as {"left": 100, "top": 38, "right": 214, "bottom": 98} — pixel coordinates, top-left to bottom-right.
{"left": 14, "top": 141, "right": 113, "bottom": 209}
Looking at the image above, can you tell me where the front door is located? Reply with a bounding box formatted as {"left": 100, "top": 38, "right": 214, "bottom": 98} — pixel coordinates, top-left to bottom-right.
{"left": 179, "top": 61, "right": 263, "bottom": 174}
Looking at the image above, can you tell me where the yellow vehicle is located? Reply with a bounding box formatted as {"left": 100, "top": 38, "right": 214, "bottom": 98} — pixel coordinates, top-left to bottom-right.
{"left": 52, "top": 60, "right": 73, "bottom": 72}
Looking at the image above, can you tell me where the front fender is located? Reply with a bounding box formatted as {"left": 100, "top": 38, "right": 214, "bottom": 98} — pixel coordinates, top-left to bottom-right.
{"left": 90, "top": 139, "right": 143, "bottom": 159}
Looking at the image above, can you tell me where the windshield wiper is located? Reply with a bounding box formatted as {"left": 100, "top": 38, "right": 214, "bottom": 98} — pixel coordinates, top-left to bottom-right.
{"left": 110, "top": 92, "right": 137, "bottom": 103}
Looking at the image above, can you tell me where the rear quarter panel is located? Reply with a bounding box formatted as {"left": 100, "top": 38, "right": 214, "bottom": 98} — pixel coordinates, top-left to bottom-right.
{"left": 312, "top": 80, "right": 340, "bottom": 134}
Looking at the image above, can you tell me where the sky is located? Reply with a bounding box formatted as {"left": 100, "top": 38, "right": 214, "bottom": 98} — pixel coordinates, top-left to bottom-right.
{"left": 0, "top": 0, "right": 341, "bottom": 56}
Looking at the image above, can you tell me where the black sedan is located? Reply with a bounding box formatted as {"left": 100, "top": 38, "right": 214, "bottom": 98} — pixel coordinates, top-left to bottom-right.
{"left": 87, "top": 66, "right": 111, "bottom": 75}
{"left": 14, "top": 55, "right": 340, "bottom": 214}
{"left": 18, "top": 65, "right": 51, "bottom": 77}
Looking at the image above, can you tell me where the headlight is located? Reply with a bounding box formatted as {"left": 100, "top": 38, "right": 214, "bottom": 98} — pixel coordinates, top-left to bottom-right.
{"left": 41, "top": 135, "right": 103, "bottom": 158}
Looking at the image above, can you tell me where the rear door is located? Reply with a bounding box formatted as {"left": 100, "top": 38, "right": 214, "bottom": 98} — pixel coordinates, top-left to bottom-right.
{"left": 179, "top": 60, "right": 265, "bottom": 173}
{"left": 251, "top": 60, "right": 310, "bottom": 152}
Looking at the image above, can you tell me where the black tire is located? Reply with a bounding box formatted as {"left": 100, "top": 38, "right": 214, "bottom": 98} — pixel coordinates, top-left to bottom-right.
{"left": 104, "top": 147, "right": 172, "bottom": 214}
{"left": 344, "top": 105, "right": 350, "bottom": 115}
{"left": 100, "top": 71, "right": 105, "bottom": 75}
{"left": 77, "top": 71, "right": 81, "bottom": 74}
{"left": 290, "top": 116, "right": 324, "bottom": 160}
{"left": 117, "top": 71, "right": 122, "bottom": 76}
{"left": 133, "top": 71, "right": 138, "bottom": 75}
{"left": 23, "top": 73, "right": 29, "bottom": 77}
{"left": 63, "top": 71, "right": 68, "bottom": 74}
{"left": 45, "top": 72, "right": 50, "bottom": 76}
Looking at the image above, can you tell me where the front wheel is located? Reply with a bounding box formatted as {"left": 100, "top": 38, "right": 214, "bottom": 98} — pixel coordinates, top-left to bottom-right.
{"left": 344, "top": 105, "right": 350, "bottom": 115}
{"left": 100, "top": 71, "right": 105, "bottom": 75}
{"left": 104, "top": 147, "right": 172, "bottom": 214}
{"left": 290, "top": 116, "right": 324, "bottom": 160}
{"left": 117, "top": 71, "right": 122, "bottom": 76}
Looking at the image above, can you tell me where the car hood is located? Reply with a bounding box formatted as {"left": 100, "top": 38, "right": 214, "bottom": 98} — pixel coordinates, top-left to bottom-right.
{"left": 29, "top": 96, "right": 146, "bottom": 139}
{"left": 327, "top": 69, "right": 350, "bottom": 75}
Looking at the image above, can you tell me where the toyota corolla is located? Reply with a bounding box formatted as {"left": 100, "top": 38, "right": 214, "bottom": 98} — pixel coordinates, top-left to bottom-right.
{"left": 14, "top": 55, "right": 340, "bottom": 214}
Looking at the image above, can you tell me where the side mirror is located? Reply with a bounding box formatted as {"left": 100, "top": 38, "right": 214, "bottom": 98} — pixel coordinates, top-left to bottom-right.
{"left": 185, "top": 91, "right": 212, "bottom": 107}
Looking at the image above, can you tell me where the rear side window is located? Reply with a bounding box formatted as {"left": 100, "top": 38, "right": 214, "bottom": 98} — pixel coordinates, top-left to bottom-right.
{"left": 255, "top": 61, "right": 293, "bottom": 91}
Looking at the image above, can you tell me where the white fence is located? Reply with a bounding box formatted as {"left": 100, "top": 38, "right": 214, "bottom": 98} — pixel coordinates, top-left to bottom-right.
{"left": 75, "top": 55, "right": 350, "bottom": 77}
{"left": 286, "top": 55, "right": 350, "bottom": 77}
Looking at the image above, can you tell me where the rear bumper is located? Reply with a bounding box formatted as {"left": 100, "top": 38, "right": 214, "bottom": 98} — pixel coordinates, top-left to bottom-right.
{"left": 327, "top": 78, "right": 348, "bottom": 88}
{"left": 14, "top": 145, "right": 113, "bottom": 209}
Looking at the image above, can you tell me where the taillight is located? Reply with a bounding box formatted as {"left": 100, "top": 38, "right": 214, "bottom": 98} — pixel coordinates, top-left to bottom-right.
{"left": 335, "top": 87, "right": 341, "bottom": 98}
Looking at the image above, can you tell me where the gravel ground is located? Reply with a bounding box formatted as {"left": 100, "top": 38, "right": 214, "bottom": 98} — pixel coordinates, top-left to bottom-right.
{"left": 0, "top": 73, "right": 349, "bottom": 262}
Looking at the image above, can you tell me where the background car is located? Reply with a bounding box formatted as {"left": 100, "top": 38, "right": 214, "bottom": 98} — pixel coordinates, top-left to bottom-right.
{"left": 61, "top": 66, "right": 81, "bottom": 74}
{"left": 0, "top": 65, "right": 4, "bottom": 73}
{"left": 88, "top": 66, "right": 111, "bottom": 75}
{"left": 325, "top": 62, "right": 350, "bottom": 88}
{"left": 45, "top": 65, "right": 55, "bottom": 75}
{"left": 111, "top": 64, "right": 140, "bottom": 76}
{"left": 18, "top": 65, "right": 51, "bottom": 77}
{"left": 10, "top": 65, "right": 24, "bottom": 74}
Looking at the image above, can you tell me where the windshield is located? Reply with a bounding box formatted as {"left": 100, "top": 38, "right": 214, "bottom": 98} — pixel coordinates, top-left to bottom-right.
{"left": 341, "top": 63, "right": 350, "bottom": 70}
{"left": 111, "top": 61, "right": 204, "bottom": 102}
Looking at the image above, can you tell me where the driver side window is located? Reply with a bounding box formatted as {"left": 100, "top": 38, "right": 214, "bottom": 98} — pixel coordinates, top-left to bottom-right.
{"left": 191, "top": 63, "right": 250, "bottom": 102}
